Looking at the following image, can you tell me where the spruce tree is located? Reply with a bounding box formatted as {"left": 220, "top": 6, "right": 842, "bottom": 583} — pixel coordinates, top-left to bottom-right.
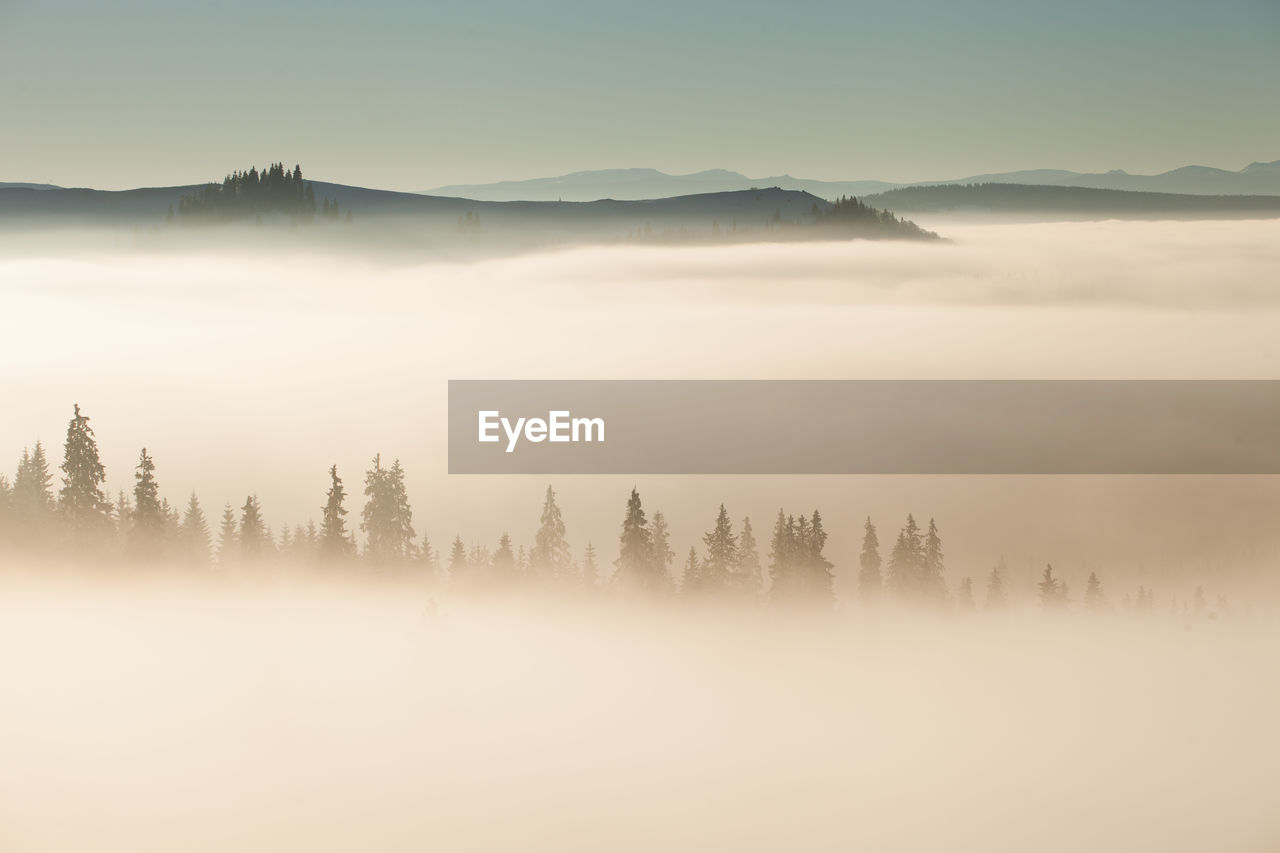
{"left": 59, "top": 405, "right": 109, "bottom": 542}
{"left": 582, "top": 542, "right": 598, "bottom": 588}
{"left": 238, "top": 495, "right": 270, "bottom": 560}
{"left": 113, "top": 489, "right": 133, "bottom": 545}
{"left": 217, "top": 503, "right": 238, "bottom": 566}
{"left": 887, "top": 514, "right": 924, "bottom": 600}
{"left": 956, "top": 576, "right": 975, "bottom": 610}
{"left": 921, "top": 518, "right": 948, "bottom": 603}
{"left": 858, "top": 516, "right": 883, "bottom": 601}
{"left": 768, "top": 509, "right": 796, "bottom": 598}
{"left": 319, "top": 465, "right": 355, "bottom": 560}
{"left": 0, "top": 474, "right": 10, "bottom": 538}
{"left": 805, "top": 510, "right": 834, "bottom": 601}
{"left": 130, "top": 448, "right": 164, "bottom": 554}
{"left": 420, "top": 534, "right": 440, "bottom": 574}
{"left": 649, "top": 510, "right": 674, "bottom": 586}
{"left": 12, "top": 442, "right": 54, "bottom": 542}
{"left": 179, "top": 492, "right": 211, "bottom": 564}
{"left": 734, "top": 516, "right": 762, "bottom": 594}
{"left": 682, "top": 547, "right": 701, "bottom": 594}
{"left": 448, "top": 535, "right": 468, "bottom": 578}
{"left": 529, "top": 485, "right": 570, "bottom": 580}
{"left": 1084, "top": 571, "right": 1106, "bottom": 612}
{"left": 700, "top": 504, "right": 738, "bottom": 594}
{"left": 615, "top": 487, "right": 657, "bottom": 592}
{"left": 1037, "top": 564, "right": 1064, "bottom": 608}
{"left": 492, "top": 532, "right": 516, "bottom": 580}
{"left": 361, "top": 455, "right": 416, "bottom": 565}
{"left": 985, "top": 558, "right": 1007, "bottom": 609}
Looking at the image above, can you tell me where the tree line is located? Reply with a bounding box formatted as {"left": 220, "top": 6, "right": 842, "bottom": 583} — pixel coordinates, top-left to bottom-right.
{"left": 0, "top": 404, "right": 1235, "bottom": 617}
{"left": 173, "top": 162, "right": 351, "bottom": 225}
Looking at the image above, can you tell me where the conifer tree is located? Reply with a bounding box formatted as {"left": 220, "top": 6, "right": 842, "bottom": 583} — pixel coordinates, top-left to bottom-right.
{"left": 699, "top": 504, "right": 738, "bottom": 593}
{"left": 985, "top": 558, "right": 1007, "bottom": 609}
{"left": 130, "top": 448, "right": 164, "bottom": 554}
{"left": 361, "top": 455, "right": 416, "bottom": 565}
{"left": 921, "top": 518, "right": 948, "bottom": 603}
{"left": 238, "top": 495, "right": 270, "bottom": 560}
{"left": 59, "top": 405, "right": 109, "bottom": 541}
{"left": 682, "top": 547, "right": 701, "bottom": 593}
{"left": 887, "top": 514, "right": 924, "bottom": 600}
{"left": 734, "top": 516, "right": 762, "bottom": 594}
{"left": 529, "top": 485, "right": 570, "bottom": 580}
{"left": 858, "top": 516, "right": 882, "bottom": 601}
{"left": 319, "top": 465, "right": 355, "bottom": 560}
{"left": 448, "top": 535, "right": 468, "bottom": 578}
{"left": 113, "top": 489, "right": 133, "bottom": 545}
{"left": 805, "top": 509, "right": 835, "bottom": 601}
{"left": 12, "top": 442, "right": 54, "bottom": 542}
{"left": 492, "top": 532, "right": 516, "bottom": 580}
{"left": 217, "top": 503, "right": 237, "bottom": 566}
{"left": 162, "top": 498, "right": 181, "bottom": 545}
{"left": 0, "top": 474, "right": 10, "bottom": 538}
{"left": 1037, "top": 564, "right": 1064, "bottom": 608}
{"left": 179, "top": 492, "right": 211, "bottom": 564}
{"left": 615, "top": 487, "right": 658, "bottom": 591}
{"left": 769, "top": 509, "right": 796, "bottom": 598}
{"left": 1084, "top": 571, "right": 1106, "bottom": 612}
{"left": 420, "top": 534, "right": 440, "bottom": 574}
{"left": 956, "top": 576, "right": 975, "bottom": 610}
{"left": 582, "top": 542, "right": 598, "bottom": 588}
{"left": 649, "top": 510, "right": 674, "bottom": 586}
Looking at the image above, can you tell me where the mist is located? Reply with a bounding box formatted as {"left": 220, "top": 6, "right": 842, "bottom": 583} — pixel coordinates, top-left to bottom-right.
{"left": 1, "top": 576, "right": 1278, "bottom": 852}
{"left": 3, "top": 219, "right": 1280, "bottom": 589}
{"left": 4, "top": 217, "right": 1280, "bottom": 850}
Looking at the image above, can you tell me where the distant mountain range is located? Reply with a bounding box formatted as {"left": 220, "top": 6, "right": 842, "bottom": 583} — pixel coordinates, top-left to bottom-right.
{"left": 863, "top": 184, "right": 1280, "bottom": 220}
{"left": 3, "top": 171, "right": 1278, "bottom": 245}
{"left": 427, "top": 160, "right": 1280, "bottom": 202}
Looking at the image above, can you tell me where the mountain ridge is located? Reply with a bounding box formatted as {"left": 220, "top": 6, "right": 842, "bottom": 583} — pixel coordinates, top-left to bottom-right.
{"left": 427, "top": 160, "right": 1280, "bottom": 201}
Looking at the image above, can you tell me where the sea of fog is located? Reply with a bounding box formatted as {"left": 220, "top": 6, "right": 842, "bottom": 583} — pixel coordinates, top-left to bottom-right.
{"left": 2, "top": 219, "right": 1280, "bottom": 591}
{"left": 0, "top": 577, "right": 1278, "bottom": 852}
{"left": 3, "top": 218, "right": 1280, "bottom": 851}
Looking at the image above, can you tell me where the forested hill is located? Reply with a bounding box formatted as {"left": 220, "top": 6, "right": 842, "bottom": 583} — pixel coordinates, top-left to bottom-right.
{"left": 0, "top": 168, "right": 938, "bottom": 248}
{"left": 864, "top": 183, "right": 1280, "bottom": 220}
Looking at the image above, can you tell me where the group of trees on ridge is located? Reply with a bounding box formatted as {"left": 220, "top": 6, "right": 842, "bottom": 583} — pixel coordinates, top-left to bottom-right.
{"left": 0, "top": 405, "right": 1234, "bottom": 617}
{"left": 172, "top": 162, "right": 350, "bottom": 225}
{"left": 810, "top": 195, "right": 937, "bottom": 239}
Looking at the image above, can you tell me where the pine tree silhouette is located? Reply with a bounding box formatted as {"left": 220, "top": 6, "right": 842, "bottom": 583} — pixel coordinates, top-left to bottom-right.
{"left": 59, "top": 404, "right": 109, "bottom": 545}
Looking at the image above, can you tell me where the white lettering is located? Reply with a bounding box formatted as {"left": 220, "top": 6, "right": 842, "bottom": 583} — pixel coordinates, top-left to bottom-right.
{"left": 478, "top": 411, "right": 500, "bottom": 443}
{"left": 480, "top": 410, "right": 606, "bottom": 453}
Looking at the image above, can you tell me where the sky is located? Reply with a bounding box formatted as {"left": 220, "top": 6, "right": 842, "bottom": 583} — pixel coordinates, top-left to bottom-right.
{"left": 1, "top": 0, "right": 1277, "bottom": 190}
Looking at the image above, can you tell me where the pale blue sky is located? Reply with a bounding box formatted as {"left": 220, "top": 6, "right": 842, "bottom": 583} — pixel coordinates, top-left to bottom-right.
{"left": 2, "top": 0, "right": 1277, "bottom": 189}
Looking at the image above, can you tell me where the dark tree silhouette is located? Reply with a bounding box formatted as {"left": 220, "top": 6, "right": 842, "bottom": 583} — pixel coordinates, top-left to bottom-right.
{"left": 697, "top": 504, "right": 738, "bottom": 594}
{"left": 858, "top": 516, "right": 883, "bottom": 601}
{"left": 1038, "top": 564, "right": 1066, "bottom": 608}
{"left": 130, "top": 448, "right": 164, "bottom": 555}
{"left": 615, "top": 488, "right": 660, "bottom": 592}
{"left": 319, "top": 465, "right": 355, "bottom": 560}
{"left": 59, "top": 404, "right": 109, "bottom": 544}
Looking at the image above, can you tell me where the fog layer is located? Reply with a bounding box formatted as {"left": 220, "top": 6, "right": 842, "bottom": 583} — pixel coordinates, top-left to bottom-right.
{"left": 0, "top": 577, "right": 1277, "bottom": 852}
